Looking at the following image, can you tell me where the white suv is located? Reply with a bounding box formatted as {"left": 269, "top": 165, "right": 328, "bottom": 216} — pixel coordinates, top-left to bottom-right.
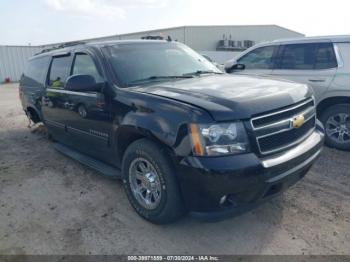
{"left": 225, "top": 36, "right": 350, "bottom": 150}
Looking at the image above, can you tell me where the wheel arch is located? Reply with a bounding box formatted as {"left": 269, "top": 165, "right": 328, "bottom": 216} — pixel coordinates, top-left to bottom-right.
{"left": 114, "top": 125, "right": 177, "bottom": 166}
{"left": 26, "top": 106, "right": 41, "bottom": 123}
{"left": 317, "top": 96, "right": 350, "bottom": 117}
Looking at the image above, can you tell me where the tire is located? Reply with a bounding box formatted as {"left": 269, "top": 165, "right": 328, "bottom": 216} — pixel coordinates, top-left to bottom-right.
{"left": 77, "top": 104, "right": 88, "bottom": 118}
{"left": 122, "top": 138, "right": 185, "bottom": 224}
{"left": 27, "top": 108, "right": 41, "bottom": 123}
{"left": 320, "top": 104, "right": 350, "bottom": 151}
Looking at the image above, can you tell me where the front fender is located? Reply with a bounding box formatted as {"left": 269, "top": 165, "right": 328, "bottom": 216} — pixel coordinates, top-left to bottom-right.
{"left": 112, "top": 90, "right": 213, "bottom": 157}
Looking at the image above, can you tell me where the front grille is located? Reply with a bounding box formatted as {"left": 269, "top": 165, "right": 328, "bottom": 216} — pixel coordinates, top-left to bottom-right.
{"left": 258, "top": 117, "right": 315, "bottom": 153}
{"left": 252, "top": 99, "right": 314, "bottom": 128}
{"left": 251, "top": 98, "right": 316, "bottom": 155}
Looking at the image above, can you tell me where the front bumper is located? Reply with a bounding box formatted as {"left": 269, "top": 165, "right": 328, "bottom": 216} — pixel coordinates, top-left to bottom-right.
{"left": 176, "top": 122, "right": 324, "bottom": 221}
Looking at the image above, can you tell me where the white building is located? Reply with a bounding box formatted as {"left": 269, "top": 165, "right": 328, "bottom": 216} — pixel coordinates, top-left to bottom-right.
{"left": 0, "top": 25, "right": 304, "bottom": 82}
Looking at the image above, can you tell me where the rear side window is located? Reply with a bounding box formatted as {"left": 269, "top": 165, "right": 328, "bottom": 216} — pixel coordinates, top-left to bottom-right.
{"left": 22, "top": 56, "right": 50, "bottom": 87}
{"left": 72, "top": 53, "right": 103, "bottom": 83}
{"left": 278, "top": 43, "right": 337, "bottom": 70}
{"left": 280, "top": 44, "right": 317, "bottom": 70}
{"left": 49, "top": 56, "right": 71, "bottom": 88}
{"left": 238, "top": 46, "right": 276, "bottom": 69}
{"left": 314, "top": 43, "right": 337, "bottom": 69}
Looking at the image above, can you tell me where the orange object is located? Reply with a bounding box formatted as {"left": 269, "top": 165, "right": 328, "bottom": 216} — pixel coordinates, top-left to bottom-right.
{"left": 189, "top": 124, "right": 204, "bottom": 156}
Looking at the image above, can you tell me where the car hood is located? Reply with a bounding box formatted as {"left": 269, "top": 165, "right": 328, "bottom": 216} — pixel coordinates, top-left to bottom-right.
{"left": 131, "top": 74, "right": 312, "bottom": 121}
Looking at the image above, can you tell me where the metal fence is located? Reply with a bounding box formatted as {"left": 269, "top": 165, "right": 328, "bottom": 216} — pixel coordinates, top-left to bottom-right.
{"left": 0, "top": 46, "right": 42, "bottom": 83}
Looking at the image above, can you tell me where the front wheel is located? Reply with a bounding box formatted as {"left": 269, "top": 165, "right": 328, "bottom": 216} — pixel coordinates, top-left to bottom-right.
{"left": 122, "top": 139, "right": 185, "bottom": 224}
{"left": 320, "top": 104, "right": 350, "bottom": 151}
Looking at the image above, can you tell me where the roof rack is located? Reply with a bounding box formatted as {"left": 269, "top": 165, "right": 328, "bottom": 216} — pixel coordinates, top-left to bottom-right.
{"left": 36, "top": 41, "right": 86, "bottom": 55}
{"left": 140, "top": 35, "right": 173, "bottom": 41}
{"left": 141, "top": 35, "right": 165, "bottom": 40}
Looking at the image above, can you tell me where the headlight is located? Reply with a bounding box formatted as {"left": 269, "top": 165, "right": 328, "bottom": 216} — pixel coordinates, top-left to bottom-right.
{"left": 189, "top": 122, "right": 250, "bottom": 156}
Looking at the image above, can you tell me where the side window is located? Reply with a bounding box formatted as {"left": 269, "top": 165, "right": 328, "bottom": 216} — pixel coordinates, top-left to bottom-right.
{"left": 22, "top": 56, "right": 50, "bottom": 87}
{"left": 49, "top": 56, "right": 71, "bottom": 88}
{"left": 238, "top": 46, "right": 276, "bottom": 69}
{"left": 72, "top": 53, "right": 103, "bottom": 82}
{"left": 279, "top": 43, "right": 317, "bottom": 70}
{"left": 314, "top": 43, "right": 337, "bottom": 69}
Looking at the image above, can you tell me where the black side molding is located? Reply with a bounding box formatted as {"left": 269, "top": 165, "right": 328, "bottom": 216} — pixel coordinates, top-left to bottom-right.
{"left": 53, "top": 143, "right": 122, "bottom": 179}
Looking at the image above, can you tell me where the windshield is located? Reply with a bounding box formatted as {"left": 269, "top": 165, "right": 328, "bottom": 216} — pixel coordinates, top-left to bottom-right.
{"left": 104, "top": 42, "right": 221, "bottom": 87}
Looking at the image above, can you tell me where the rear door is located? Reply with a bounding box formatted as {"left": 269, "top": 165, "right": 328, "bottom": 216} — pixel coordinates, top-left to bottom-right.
{"left": 42, "top": 54, "right": 72, "bottom": 141}
{"left": 62, "top": 51, "right": 113, "bottom": 160}
{"left": 235, "top": 45, "right": 278, "bottom": 76}
{"left": 271, "top": 42, "right": 338, "bottom": 102}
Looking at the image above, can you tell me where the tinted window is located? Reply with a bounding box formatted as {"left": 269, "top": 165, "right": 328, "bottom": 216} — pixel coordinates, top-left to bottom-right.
{"left": 22, "top": 56, "right": 50, "bottom": 87}
{"left": 280, "top": 44, "right": 317, "bottom": 70}
{"left": 49, "top": 56, "right": 71, "bottom": 88}
{"left": 278, "top": 43, "right": 337, "bottom": 70}
{"left": 314, "top": 43, "right": 337, "bottom": 69}
{"left": 72, "top": 53, "right": 103, "bottom": 82}
{"left": 238, "top": 46, "right": 275, "bottom": 69}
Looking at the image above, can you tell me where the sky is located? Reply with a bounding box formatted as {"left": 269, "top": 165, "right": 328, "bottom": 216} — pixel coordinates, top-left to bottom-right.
{"left": 0, "top": 0, "right": 349, "bottom": 45}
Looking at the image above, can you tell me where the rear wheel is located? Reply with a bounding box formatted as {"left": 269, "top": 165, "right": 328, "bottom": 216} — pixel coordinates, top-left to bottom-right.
{"left": 122, "top": 139, "right": 185, "bottom": 224}
{"left": 320, "top": 104, "right": 350, "bottom": 150}
{"left": 77, "top": 104, "right": 88, "bottom": 118}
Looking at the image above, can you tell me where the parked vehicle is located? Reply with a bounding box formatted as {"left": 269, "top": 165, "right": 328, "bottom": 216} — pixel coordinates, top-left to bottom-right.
{"left": 20, "top": 40, "right": 324, "bottom": 224}
{"left": 201, "top": 54, "right": 225, "bottom": 71}
{"left": 225, "top": 36, "right": 350, "bottom": 150}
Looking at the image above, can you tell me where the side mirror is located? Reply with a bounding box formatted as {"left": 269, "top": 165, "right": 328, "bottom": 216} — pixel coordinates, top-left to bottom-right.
{"left": 224, "top": 59, "right": 237, "bottom": 72}
{"left": 224, "top": 59, "right": 245, "bottom": 73}
{"left": 65, "top": 74, "right": 100, "bottom": 92}
{"left": 233, "top": 64, "right": 246, "bottom": 70}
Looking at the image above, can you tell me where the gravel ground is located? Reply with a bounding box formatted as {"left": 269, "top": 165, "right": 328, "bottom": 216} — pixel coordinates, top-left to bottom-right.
{"left": 0, "top": 83, "right": 349, "bottom": 255}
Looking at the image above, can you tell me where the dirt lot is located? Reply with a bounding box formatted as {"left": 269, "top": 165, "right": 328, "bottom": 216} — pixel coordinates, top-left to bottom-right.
{"left": 0, "top": 83, "right": 349, "bottom": 255}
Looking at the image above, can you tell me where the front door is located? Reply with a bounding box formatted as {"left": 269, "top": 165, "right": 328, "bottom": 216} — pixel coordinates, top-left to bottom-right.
{"left": 235, "top": 45, "right": 278, "bottom": 76}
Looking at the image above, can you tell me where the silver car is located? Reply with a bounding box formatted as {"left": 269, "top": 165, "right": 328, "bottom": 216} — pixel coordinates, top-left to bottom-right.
{"left": 225, "top": 36, "right": 350, "bottom": 150}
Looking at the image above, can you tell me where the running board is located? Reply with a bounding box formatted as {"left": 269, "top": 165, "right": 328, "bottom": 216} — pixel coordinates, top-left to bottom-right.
{"left": 53, "top": 143, "right": 122, "bottom": 179}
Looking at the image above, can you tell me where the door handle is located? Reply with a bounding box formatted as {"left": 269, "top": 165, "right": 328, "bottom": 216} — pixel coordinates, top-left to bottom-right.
{"left": 308, "top": 79, "right": 326, "bottom": 83}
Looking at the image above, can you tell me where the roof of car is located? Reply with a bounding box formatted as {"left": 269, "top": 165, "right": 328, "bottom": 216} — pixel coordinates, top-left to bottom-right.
{"left": 231, "top": 35, "right": 350, "bottom": 60}
{"left": 237, "top": 35, "right": 350, "bottom": 54}
{"left": 32, "top": 39, "right": 172, "bottom": 58}
{"left": 271, "top": 35, "right": 350, "bottom": 44}
{"left": 88, "top": 39, "right": 169, "bottom": 46}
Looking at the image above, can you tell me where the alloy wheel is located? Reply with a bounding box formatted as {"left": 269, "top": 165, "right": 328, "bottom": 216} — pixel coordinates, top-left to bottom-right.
{"left": 128, "top": 157, "right": 162, "bottom": 210}
{"left": 326, "top": 113, "right": 350, "bottom": 143}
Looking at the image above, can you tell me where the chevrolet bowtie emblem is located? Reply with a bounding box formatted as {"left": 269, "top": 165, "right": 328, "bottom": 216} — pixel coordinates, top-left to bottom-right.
{"left": 292, "top": 115, "right": 305, "bottom": 128}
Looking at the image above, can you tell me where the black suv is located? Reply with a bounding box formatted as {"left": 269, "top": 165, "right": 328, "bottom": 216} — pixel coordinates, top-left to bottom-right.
{"left": 20, "top": 40, "right": 324, "bottom": 224}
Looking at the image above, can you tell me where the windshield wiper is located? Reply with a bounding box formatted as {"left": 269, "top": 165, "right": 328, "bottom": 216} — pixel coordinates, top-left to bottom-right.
{"left": 183, "top": 70, "right": 223, "bottom": 76}
{"left": 128, "top": 75, "right": 194, "bottom": 85}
